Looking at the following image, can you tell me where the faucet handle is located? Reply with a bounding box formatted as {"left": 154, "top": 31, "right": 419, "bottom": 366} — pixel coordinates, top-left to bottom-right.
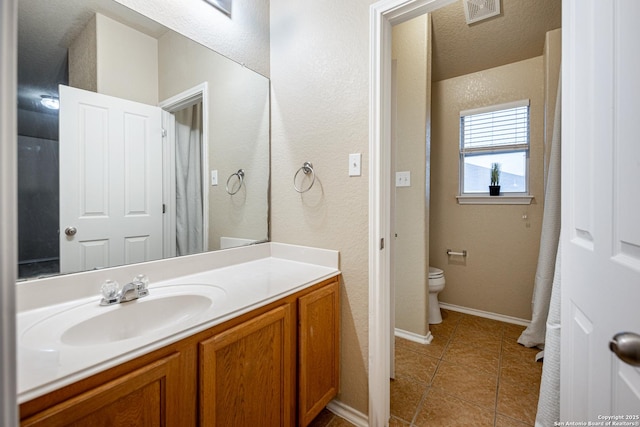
{"left": 100, "top": 279, "right": 120, "bottom": 305}
{"left": 133, "top": 274, "right": 149, "bottom": 297}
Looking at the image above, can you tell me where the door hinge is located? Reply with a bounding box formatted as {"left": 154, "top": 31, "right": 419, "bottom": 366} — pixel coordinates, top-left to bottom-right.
{"left": 162, "top": 204, "right": 166, "bottom": 214}
{"left": 380, "top": 238, "right": 385, "bottom": 250}
{"left": 161, "top": 128, "right": 167, "bottom": 137}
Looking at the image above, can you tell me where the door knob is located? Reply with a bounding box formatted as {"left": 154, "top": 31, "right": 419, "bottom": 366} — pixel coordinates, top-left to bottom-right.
{"left": 609, "top": 332, "right": 640, "bottom": 367}
{"left": 64, "top": 226, "right": 77, "bottom": 236}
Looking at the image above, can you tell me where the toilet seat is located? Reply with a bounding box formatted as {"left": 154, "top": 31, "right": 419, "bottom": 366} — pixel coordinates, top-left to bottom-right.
{"left": 428, "top": 266, "right": 444, "bottom": 280}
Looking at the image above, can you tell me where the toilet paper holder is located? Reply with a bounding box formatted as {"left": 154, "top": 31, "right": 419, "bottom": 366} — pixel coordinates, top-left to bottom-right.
{"left": 446, "top": 249, "right": 467, "bottom": 257}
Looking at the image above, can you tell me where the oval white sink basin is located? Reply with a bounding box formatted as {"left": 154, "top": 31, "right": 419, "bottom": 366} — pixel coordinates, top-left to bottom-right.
{"left": 21, "top": 284, "right": 226, "bottom": 350}
{"left": 61, "top": 294, "right": 212, "bottom": 346}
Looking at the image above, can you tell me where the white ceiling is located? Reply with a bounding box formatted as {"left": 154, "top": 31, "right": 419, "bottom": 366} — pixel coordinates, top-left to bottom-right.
{"left": 431, "top": 0, "right": 562, "bottom": 82}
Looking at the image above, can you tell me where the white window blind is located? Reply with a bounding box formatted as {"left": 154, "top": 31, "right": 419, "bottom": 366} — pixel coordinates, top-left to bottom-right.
{"left": 461, "top": 100, "right": 530, "bottom": 152}
{"left": 459, "top": 99, "right": 530, "bottom": 195}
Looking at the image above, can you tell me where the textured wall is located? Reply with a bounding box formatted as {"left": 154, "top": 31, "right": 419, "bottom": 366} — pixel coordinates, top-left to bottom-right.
{"left": 544, "top": 29, "right": 562, "bottom": 183}
{"left": 270, "top": 0, "right": 373, "bottom": 414}
{"left": 115, "top": 0, "right": 270, "bottom": 77}
{"left": 95, "top": 14, "right": 159, "bottom": 105}
{"left": 392, "top": 15, "right": 431, "bottom": 337}
{"left": 68, "top": 13, "right": 159, "bottom": 105}
{"left": 68, "top": 15, "right": 97, "bottom": 93}
{"left": 430, "top": 57, "right": 545, "bottom": 320}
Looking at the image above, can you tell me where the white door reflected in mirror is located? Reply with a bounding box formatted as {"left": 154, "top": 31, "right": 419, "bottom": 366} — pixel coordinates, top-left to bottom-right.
{"left": 59, "top": 85, "right": 164, "bottom": 274}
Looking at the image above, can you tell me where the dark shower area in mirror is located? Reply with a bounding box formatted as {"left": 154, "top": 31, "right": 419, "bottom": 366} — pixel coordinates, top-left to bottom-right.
{"left": 17, "top": 53, "right": 68, "bottom": 278}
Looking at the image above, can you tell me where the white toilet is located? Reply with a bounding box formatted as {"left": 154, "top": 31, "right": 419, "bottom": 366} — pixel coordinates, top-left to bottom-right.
{"left": 428, "top": 266, "right": 446, "bottom": 324}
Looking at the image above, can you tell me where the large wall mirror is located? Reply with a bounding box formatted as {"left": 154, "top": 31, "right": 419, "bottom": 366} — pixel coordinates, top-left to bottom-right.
{"left": 17, "top": 0, "right": 270, "bottom": 280}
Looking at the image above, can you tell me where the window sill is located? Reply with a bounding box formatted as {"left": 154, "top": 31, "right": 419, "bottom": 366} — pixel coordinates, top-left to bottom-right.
{"left": 456, "top": 195, "right": 535, "bottom": 205}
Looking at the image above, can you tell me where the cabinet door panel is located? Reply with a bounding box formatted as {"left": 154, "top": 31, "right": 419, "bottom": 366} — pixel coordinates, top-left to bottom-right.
{"left": 21, "top": 352, "right": 180, "bottom": 427}
{"left": 200, "top": 304, "right": 294, "bottom": 427}
{"left": 298, "top": 280, "right": 340, "bottom": 426}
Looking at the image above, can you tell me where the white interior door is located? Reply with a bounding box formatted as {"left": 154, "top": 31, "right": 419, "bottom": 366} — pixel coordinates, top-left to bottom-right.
{"left": 562, "top": 0, "right": 640, "bottom": 420}
{"left": 59, "top": 85, "right": 163, "bottom": 273}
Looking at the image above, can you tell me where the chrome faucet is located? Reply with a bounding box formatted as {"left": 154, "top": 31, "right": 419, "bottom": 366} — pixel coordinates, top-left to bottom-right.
{"left": 100, "top": 274, "right": 149, "bottom": 306}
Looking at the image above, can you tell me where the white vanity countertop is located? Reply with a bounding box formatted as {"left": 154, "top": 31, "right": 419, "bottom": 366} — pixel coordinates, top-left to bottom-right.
{"left": 16, "top": 243, "right": 340, "bottom": 404}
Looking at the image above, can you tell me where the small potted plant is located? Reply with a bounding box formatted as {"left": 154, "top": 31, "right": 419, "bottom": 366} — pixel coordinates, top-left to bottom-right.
{"left": 489, "top": 163, "right": 501, "bottom": 196}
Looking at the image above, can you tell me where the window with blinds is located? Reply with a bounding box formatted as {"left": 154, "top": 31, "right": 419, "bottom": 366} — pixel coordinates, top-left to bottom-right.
{"left": 459, "top": 100, "right": 530, "bottom": 194}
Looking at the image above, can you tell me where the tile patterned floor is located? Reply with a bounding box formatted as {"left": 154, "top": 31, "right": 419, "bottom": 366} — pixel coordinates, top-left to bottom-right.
{"left": 310, "top": 309, "right": 542, "bottom": 427}
{"left": 390, "top": 310, "right": 542, "bottom": 426}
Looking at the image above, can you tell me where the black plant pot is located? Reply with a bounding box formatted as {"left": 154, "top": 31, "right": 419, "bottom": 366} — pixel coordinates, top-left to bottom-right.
{"left": 489, "top": 185, "right": 501, "bottom": 196}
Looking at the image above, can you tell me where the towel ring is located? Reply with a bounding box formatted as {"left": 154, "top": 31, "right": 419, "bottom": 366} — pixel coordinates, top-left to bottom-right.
{"left": 226, "top": 169, "right": 245, "bottom": 195}
{"left": 293, "top": 162, "right": 315, "bottom": 193}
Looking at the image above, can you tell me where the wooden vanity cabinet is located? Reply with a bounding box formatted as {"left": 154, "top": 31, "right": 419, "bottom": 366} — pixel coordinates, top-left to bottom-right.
{"left": 297, "top": 280, "right": 340, "bottom": 426}
{"left": 19, "top": 276, "right": 340, "bottom": 427}
{"left": 199, "top": 304, "right": 295, "bottom": 427}
{"left": 20, "top": 351, "right": 188, "bottom": 427}
{"left": 196, "top": 278, "right": 340, "bottom": 427}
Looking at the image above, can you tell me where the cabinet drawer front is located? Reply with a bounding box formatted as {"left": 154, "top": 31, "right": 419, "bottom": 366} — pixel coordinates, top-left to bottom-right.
{"left": 21, "top": 352, "right": 181, "bottom": 427}
{"left": 200, "top": 304, "right": 294, "bottom": 427}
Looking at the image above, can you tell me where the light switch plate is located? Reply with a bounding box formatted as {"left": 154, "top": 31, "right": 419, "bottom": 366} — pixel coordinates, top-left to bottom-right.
{"left": 211, "top": 170, "right": 218, "bottom": 186}
{"left": 396, "top": 171, "right": 411, "bottom": 187}
{"left": 349, "top": 153, "right": 361, "bottom": 176}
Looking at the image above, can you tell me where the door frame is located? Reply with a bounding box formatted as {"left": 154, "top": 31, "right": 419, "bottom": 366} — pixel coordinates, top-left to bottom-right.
{"left": 389, "top": 59, "right": 397, "bottom": 380}
{"left": 368, "top": 0, "right": 457, "bottom": 425}
{"left": 159, "top": 82, "right": 209, "bottom": 257}
{"left": 0, "top": 0, "right": 18, "bottom": 424}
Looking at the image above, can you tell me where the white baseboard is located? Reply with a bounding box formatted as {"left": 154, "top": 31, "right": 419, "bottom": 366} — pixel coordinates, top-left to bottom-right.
{"left": 326, "top": 400, "right": 368, "bottom": 427}
{"left": 394, "top": 328, "right": 434, "bottom": 344}
{"left": 439, "top": 302, "right": 531, "bottom": 326}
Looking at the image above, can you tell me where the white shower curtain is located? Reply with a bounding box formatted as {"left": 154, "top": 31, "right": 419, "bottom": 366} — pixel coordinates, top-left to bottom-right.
{"left": 520, "top": 76, "right": 562, "bottom": 426}
{"left": 175, "top": 103, "right": 204, "bottom": 256}
{"left": 535, "top": 243, "right": 562, "bottom": 426}
{"left": 518, "top": 77, "right": 562, "bottom": 349}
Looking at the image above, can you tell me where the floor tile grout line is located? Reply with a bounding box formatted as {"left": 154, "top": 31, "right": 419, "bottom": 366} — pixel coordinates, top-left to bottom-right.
{"left": 438, "top": 317, "right": 502, "bottom": 414}
{"left": 408, "top": 382, "right": 432, "bottom": 426}
{"left": 400, "top": 363, "right": 434, "bottom": 424}
{"left": 441, "top": 316, "right": 517, "bottom": 425}
{"left": 426, "top": 385, "right": 500, "bottom": 415}
{"left": 405, "top": 314, "right": 459, "bottom": 426}
{"left": 493, "top": 327, "right": 507, "bottom": 427}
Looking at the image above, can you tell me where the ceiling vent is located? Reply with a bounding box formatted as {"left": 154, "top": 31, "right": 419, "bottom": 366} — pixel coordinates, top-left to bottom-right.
{"left": 463, "top": 0, "right": 501, "bottom": 24}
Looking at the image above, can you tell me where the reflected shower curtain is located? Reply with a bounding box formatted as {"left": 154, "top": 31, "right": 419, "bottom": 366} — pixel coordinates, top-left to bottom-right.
{"left": 175, "top": 103, "right": 203, "bottom": 256}
{"left": 518, "top": 77, "right": 562, "bottom": 349}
